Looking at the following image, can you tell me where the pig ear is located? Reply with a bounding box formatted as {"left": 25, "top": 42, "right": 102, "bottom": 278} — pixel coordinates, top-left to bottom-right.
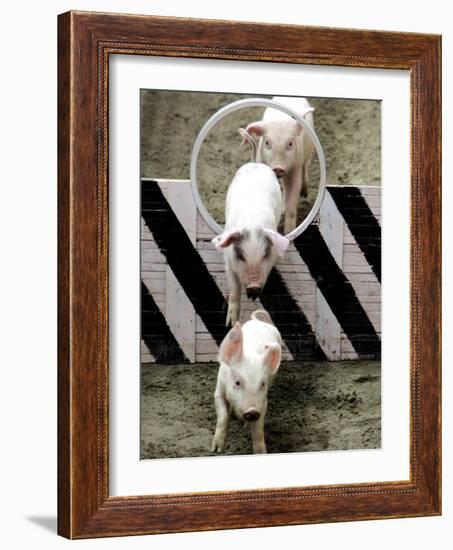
{"left": 212, "top": 229, "right": 241, "bottom": 250}
{"left": 245, "top": 121, "right": 266, "bottom": 140}
{"left": 219, "top": 322, "right": 243, "bottom": 366}
{"left": 263, "top": 343, "right": 281, "bottom": 374}
{"left": 264, "top": 229, "right": 290, "bottom": 258}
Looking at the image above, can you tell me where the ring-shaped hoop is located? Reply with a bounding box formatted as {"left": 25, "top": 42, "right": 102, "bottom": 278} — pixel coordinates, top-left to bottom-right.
{"left": 190, "top": 98, "right": 326, "bottom": 241}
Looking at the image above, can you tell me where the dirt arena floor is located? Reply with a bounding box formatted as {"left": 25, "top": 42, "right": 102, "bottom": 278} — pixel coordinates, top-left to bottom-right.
{"left": 140, "top": 90, "right": 381, "bottom": 459}
{"left": 141, "top": 90, "right": 381, "bottom": 225}
{"left": 141, "top": 361, "right": 381, "bottom": 459}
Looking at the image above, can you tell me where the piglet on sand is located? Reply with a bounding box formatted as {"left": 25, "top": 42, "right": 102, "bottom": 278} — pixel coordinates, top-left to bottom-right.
{"left": 240, "top": 96, "right": 315, "bottom": 233}
{"left": 211, "top": 310, "right": 282, "bottom": 454}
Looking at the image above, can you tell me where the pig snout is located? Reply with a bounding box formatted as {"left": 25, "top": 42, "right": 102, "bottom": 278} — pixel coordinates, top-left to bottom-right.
{"left": 246, "top": 285, "right": 262, "bottom": 300}
{"left": 243, "top": 408, "right": 260, "bottom": 422}
{"left": 272, "top": 166, "right": 285, "bottom": 179}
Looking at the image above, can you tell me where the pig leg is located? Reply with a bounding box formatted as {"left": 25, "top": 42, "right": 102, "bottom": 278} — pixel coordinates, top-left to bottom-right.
{"left": 283, "top": 167, "right": 303, "bottom": 234}
{"left": 211, "top": 394, "right": 230, "bottom": 453}
{"left": 301, "top": 158, "right": 310, "bottom": 198}
{"left": 250, "top": 414, "right": 267, "bottom": 454}
{"left": 226, "top": 267, "right": 241, "bottom": 326}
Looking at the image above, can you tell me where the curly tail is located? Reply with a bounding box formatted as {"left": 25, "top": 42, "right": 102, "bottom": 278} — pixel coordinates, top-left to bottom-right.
{"left": 239, "top": 127, "right": 258, "bottom": 162}
{"left": 251, "top": 309, "right": 273, "bottom": 325}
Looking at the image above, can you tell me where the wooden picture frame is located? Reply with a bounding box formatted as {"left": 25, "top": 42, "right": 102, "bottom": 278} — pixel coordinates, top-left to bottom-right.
{"left": 58, "top": 10, "right": 441, "bottom": 539}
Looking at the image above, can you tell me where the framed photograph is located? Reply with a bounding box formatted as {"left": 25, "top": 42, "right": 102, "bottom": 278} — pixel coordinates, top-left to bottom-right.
{"left": 58, "top": 11, "right": 441, "bottom": 538}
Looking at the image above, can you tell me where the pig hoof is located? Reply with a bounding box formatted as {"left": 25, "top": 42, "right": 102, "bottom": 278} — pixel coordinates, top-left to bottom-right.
{"left": 211, "top": 434, "right": 226, "bottom": 453}
{"left": 226, "top": 304, "right": 239, "bottom": 326}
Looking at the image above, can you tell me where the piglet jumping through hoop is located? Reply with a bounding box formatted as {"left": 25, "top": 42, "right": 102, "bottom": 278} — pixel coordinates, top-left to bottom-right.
{"left": 212, "top": 162, "right": 289, "bottom": 326}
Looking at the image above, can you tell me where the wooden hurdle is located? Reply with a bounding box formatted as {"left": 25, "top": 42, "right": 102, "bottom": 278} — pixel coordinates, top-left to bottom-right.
{"left": 141, "top": 179, "right": 381, "bottom": 363}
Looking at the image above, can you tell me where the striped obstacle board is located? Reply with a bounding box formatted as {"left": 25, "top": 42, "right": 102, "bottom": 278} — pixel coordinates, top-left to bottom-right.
{"left": 141, "top": 178, "right": 381, "bottom": 364}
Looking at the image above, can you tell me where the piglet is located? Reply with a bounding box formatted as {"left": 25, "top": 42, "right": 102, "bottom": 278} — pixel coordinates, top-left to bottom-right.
{"left": 212, "top": 162, "right": 289, "bottom": 326}
{"left": 211, "top": 310, "right": 282, "bottom": 454}
{"left": 241, "top": 96, "right": 315, "bottom": 233}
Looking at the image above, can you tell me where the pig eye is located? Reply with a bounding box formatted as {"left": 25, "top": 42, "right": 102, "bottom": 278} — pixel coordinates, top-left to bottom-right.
{"left": 235, "top": 379, "right": 241, "bottom": 388}
{"left": 260, "top": 381, "right": 266, "bottom": 390}
{"left": 287, "top": 140, "right": 294, "bottom": 149}
{"left": 264, "top": 137, "right": 272, "bottom": 149}
{"left": 234, "top": 248, "right": 245, "bottom": 262}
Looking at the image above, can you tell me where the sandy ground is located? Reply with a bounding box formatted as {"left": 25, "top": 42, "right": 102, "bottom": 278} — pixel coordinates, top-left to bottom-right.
{"left": 141, "top": 360, "right": 380, "bottom": 459}
{"left": 141, "top": 90, "right": 381, "bottom": 225}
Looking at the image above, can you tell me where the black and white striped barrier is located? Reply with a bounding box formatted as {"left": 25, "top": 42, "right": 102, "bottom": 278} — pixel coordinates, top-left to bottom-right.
{"left": 141, "top": 178, "right": 381, "bottom": 363}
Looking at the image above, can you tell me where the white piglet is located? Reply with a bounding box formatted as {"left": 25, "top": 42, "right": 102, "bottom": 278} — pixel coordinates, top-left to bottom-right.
{"left": 211, "top": 310, "right": 282, "bottom": 454}
{"left": 241, "top": 96, "right": 315, "bottom": 233}
{"left": 212, "top": 162, "right": 289, "bottom": 326}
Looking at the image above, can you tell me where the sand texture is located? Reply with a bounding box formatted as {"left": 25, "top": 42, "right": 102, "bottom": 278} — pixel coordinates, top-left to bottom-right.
{"left": 141, "top": 361, "right": 381, "bottom": 459}
{"left": 141, "top": 90, "right": 381, "bottom": 226}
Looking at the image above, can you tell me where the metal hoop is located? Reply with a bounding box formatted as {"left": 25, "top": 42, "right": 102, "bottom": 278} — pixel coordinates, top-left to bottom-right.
{"left": 190, "top": 98, "right": 326, "bottom": 241}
